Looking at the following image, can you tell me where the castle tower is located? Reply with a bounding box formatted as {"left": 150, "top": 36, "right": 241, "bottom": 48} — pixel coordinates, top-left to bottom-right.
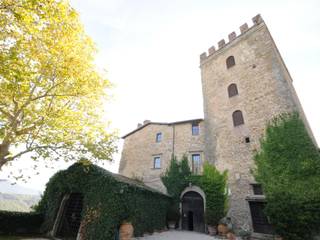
{"left": 200, "top": 14, "right": 316, "bottom": 231}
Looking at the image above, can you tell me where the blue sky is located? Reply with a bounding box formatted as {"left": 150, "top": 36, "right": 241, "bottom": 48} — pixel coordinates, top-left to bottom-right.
{"left": 1, "top": 0, "right": 320, "bottom": 191}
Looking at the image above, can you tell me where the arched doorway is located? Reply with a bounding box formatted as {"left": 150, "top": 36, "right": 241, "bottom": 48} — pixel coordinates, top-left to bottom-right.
{"left": 181, "top": 191, "right": 205, "bottom": 232}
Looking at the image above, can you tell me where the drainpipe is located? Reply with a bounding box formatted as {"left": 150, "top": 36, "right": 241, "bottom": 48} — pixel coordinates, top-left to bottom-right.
{"left": 172, "top": 124, "right": 175, "bottom": 157}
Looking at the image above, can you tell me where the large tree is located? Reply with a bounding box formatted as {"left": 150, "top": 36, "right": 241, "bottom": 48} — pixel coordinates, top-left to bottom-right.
{"left": 254, "top": 113, "right": 320, "bottom": 239}
{"left": 0, "top": 0, "right": 117, "bottom": 170}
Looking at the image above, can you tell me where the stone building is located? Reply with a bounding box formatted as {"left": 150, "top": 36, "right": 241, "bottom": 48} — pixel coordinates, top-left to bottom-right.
{"left": 119, "top": 14, "right": 316, "bottom": 236}
{"left": 119, "top": 119, "right": 205, "bottom": 192}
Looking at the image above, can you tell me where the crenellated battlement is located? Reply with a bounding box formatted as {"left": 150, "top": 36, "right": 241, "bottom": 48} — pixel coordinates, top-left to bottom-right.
{"left": 200, "top": 14, "right": 263, "bottom": 63}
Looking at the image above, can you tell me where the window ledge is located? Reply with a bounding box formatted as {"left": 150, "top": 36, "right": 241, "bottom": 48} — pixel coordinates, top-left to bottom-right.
{"left": 246, "top": 195, "right": 266, "bottom": 202}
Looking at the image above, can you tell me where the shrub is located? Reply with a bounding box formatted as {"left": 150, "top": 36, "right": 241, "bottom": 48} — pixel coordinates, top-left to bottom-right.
{"left": 194, "top": 162, "right": 228, "bottom": 226}
{"left": 0, "top": 211, "right": 43, "bottom": 234}
{"left": 254, "top": 113, "right": 320, "bottom": 239}
{"left": 166, "top": 204, "right": 180, "bottom": 222}
{"left": 161, "top": 154, "right": 191, "bottom": 203}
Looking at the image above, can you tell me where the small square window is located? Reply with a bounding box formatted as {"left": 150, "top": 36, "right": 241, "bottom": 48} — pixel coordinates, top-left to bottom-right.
{"left": 192, "top": 154, "right": 201, "bottom": 174}
{"left": 192, "top": 123, "right": 200, "bottom": 136}
{"left": 245, "top": 137, "right": 250, "bottom": 143}
{"left": 156, "top": 133, "right": 162, "bottom": 142}
{"left": 153, "top": 157, "right": 161, "bottom": 169}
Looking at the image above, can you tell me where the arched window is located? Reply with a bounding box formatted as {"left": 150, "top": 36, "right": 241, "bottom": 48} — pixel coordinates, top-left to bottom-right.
{"left": 232, "top": 110, "right": 244, "bottom": 126}
{"left": 226, "top": 56, "right": 235, "bottom": 69}
{"left": 228, "top": 83, "right": 238, "bottom": 97}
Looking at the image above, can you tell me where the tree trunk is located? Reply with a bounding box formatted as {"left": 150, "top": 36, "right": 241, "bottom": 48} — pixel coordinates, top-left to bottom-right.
{"left": 0, "top": 143, "right": 10, "bottom": 170}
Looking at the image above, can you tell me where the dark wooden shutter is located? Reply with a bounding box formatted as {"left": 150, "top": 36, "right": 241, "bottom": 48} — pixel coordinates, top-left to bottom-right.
{"left": 232, "top": 110, "right": 244, "bottom": 126}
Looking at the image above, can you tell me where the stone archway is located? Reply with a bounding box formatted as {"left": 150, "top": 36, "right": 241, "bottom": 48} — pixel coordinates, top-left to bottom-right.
{"left": 180, "top": 186, "right": 205, "bottom": 233}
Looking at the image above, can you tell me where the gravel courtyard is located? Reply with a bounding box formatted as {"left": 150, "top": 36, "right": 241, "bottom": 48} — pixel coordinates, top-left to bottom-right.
{"left": 134, "top": 230, "right": 223, "bottom": 240}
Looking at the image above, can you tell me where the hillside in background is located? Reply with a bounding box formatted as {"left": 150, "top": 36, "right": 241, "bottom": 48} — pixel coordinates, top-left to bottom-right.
{"left": 0, "top": 179, "right": 41, "bottom": 212}
{"left": 0, "top": 193, "right": 40, "bottom": 212}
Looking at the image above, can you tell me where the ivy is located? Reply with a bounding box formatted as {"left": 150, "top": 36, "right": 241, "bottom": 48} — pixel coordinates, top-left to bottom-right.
{"left": 194, "top": 162, "right": 228, "bottom": 225}
{"left": 35, "top": 162, "right": 171, "bottom": 239}
{"left": 254, "top": 113, "right": 320, "bottom": 239}
{"left": 0, "top": 211, "right": 43, "bottom": 234}
{"left": 161, "top": 155, "right": 191, "bottom": 204}
{"left": 161, "top": 155, "right": 228, "bottom": 226}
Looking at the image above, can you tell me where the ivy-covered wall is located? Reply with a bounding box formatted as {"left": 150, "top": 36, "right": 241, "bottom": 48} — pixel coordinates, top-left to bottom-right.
{"left": 36, "top": 162, "right": 171, "bottom": 239}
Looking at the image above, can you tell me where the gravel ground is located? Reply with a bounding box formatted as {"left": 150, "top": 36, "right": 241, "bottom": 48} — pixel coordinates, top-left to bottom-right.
{"left": 134, "top": 230, "right": 224, "bottom": 239}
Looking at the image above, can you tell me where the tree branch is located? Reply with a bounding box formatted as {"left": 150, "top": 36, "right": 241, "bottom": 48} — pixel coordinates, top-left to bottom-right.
{"left": 5, "top": 144, "right": 65, "bottom": 162}
{"left": 0, "top": 107, "right": 14, "bottom": 121}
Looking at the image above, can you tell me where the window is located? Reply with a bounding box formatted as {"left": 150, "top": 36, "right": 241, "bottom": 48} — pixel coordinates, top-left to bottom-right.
{"left": 232, "top": 110, "right": 244, "bottom": 127}
{"left": 226, "top": 56, "right": 235, "bottom": 69}
{"left": 156, "top": 133, "right": 162, "bottom": 142}
{"left": 153, "top": 156, "right": 161, "bottom": 169}
{"left": 191, "top": 154, "right": 201, "bottom": 174}
{"left": 228, "top": 83, "right": 238, "bottom": 97}
{"left": 245, "top": 137, "right": 250, "bottom": 143}
{"left": 192, "top": 122, "right": 200, "bottom": 135}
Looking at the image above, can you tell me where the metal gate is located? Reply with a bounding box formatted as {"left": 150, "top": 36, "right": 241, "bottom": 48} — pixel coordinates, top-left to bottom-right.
{"left": 181, "top": 191, "right": 205, "bottom": 232}
{"left": 57, "top": 193, "right": 84, "bottom": 239}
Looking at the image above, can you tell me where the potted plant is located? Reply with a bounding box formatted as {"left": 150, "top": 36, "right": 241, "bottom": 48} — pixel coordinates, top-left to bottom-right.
{"left": 238, "top": 228, "right": 252, "bottom": 240}
{"left": 217, "top": 217, "right": 233, "bottom": 236}
{"left": 167, "top": 205, "right": 180, "bottom": 229}
{"left": 119, "top": 220, "right": 134, "bottom": 240}
{"left": 205, "top": 210, "right": 219, "bottom": 235}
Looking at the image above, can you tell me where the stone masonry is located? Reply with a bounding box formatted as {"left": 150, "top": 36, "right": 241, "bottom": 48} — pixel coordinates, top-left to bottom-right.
{"left": 200, "top": 14, "right": 316, "bottom": 230}
{"left": 119, "top": 14, "right": 316, "bottom": 233}
{"left": 119, "top": 119, "right": 205, "bottom": 192}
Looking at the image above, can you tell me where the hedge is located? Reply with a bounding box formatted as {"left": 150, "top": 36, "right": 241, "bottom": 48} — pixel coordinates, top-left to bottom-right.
{"left": 0, "top": 211, "right": 43, "bottom": 234}
{"left": 35, "top": 162, "right": 171, "bottom": 239}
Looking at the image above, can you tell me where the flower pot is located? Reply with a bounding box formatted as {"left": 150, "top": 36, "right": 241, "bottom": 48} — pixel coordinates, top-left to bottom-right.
{"left": 168, "top": 221, "right": 176, "bottom": 229}
{"left": 119, "top": 222, "right": 134, "bottom": 240}
{"left": 217, "top": 223, "right": 229, "bottom": 236}
{"left": 207, "top": 225, "right": 217, "bottom": 236}
{"left": 227, "top": 232, "right": 236, "bottom": 240}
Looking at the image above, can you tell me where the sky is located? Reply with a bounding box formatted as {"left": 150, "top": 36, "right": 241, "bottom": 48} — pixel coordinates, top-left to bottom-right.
{"left": 1, "top": 0, "right": 320, "bottom": 192}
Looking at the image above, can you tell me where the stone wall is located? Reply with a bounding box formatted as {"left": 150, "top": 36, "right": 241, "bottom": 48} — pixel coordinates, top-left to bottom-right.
{"left": 119, "top": 120, "right": 205, "bottom": 193}
{"left": 200, "top": 15, "right": 315, "bottom": 230}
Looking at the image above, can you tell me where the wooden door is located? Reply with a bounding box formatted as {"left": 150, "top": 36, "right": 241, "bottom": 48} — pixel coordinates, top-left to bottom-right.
{"left": 181, "top": 191, "right": 205, "bottom": 232}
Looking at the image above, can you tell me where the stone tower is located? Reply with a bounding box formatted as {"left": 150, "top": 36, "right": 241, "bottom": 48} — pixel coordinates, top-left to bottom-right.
{"left": 200, "top": 14, "right": 316, "bottom": 230}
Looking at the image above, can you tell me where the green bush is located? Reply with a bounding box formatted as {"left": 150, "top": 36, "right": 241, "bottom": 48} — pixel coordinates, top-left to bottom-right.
{"left": 161, "top": 154, "right": 191, "bottom": 203}
{"left": 166, "top": 204, "right": 180, "bottom": 222}
{"left": 0, "top": 211, "right": 43, "bottom": 234}
{"left": 254, "top": 113, "right": 320, "bottom": 239}
{"left": 35, "top": 162, "right": 171, "bottom": 239}
{"left": 193, "top": 162, "right": 228, "bottom": 226}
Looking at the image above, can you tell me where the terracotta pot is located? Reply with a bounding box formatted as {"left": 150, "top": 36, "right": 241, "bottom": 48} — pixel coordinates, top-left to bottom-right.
{"left": 227, "top": 232, "right": 236, "bottom": 240}
{"left": 207, "top": 225, "right": 217, "bottom": 236}
{"left": 168, "top": 221, "right": 176, "bottom": 229}
{"left": 119, "top": 222, "right": 134, "bottom": 240}
{"left": 217, "top": 224, "right": 229, "bottom": 236}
